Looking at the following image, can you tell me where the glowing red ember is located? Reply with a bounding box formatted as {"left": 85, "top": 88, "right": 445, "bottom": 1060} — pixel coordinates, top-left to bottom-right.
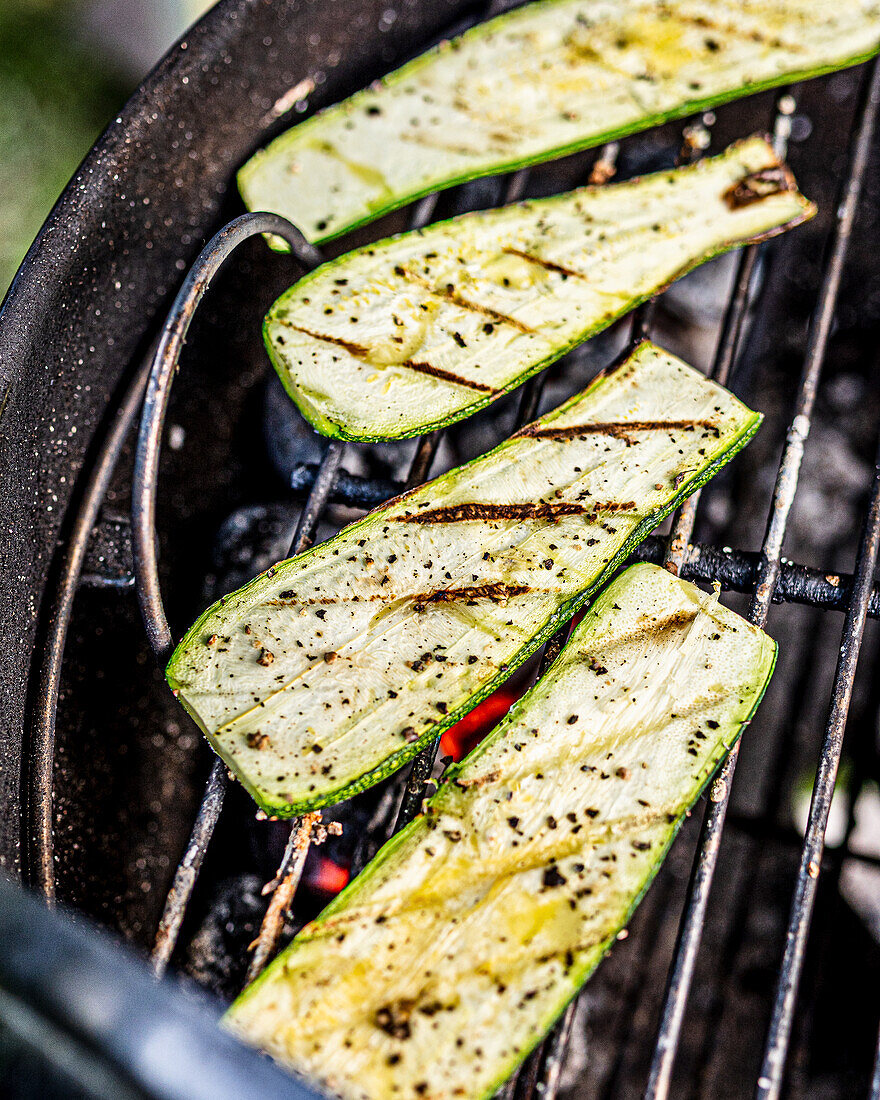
{"left": 440, "top": 687, "right": 522, "bottom": 762}
{"left": 305, "top": 855, "right": 350, "bottom": 895}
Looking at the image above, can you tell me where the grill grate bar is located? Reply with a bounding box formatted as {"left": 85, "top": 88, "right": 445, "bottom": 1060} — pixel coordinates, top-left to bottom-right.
{"left": 497, "top": 623, "right": 577, "bottom": 1100}
{"left": 642, "top": 537, "right": 880, "bottom": 618}
{"left": 534, "top": 998, "right": 579, "bottom": 1100}
{"left": 871, "top": 1023, "right": 880, "bottom": 1100}
{"left": 288, "top": 441, "right": 345, "bottom": 558}
{"left": 288, "top": 464, "right": 399, "bottom": 507}
{"left": 387, "top": 163, "right": 548, "bottom": 837}
{"left": 757, "top": 435, "right": 880, "bottom": 1100}
{"left": 751, "top": 65, "right": 880, "bottom": 627}
{"left": 376, "top": 430, "right": 448, "bottom": 835}
{"left": 645, "top": 57, "right": 880, "bottom": 1100}
{"left": 151, "top": 758, "right": 227, "bottom": 975}
{"left": 637, "top": 107, "right": 776, "bottom": 1096}
{"left": 408, "top": 430, "right": 445, "bottom": 488}
{"left": 632, "top": 105, "right": 781, "bottom": 1095}
{"left": 664, "top": 95, "right": 787, "bottom": 577}
{"left": 393, "top": 737, "right": 442, "bottom": 833}
{"left": 665, "top": 242, "right": 760, "bottom": 574}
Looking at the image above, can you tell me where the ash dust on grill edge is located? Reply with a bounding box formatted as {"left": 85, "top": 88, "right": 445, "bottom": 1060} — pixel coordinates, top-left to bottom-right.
{"left": 167, "top": 343, "right": 758, "bottom": 816}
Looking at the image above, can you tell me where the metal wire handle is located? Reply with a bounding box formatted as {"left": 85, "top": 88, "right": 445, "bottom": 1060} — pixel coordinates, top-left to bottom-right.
{"left": 132, "top": 211, "right": 321, "bottom": 661}
{"left": 129, "top": 211, "right": 322, "bottom": 974}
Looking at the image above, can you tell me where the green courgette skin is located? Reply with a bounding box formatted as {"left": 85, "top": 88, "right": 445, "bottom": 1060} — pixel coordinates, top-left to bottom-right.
{"left": 167, "top": 342, "right": 761, "bottom": 818}
{"left": 226, "top": 563, "right": 777, "bottom": 1100}
{"left": 263, "top": 137, "right": 812, "bottom": 442}
{"left": 238, "top": 0, "right": 878, "bottom": 245}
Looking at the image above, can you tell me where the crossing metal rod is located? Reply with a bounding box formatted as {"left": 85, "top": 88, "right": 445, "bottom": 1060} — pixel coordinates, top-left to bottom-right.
{"left": 151, "top": 758, "right": 228, "bottom": 975}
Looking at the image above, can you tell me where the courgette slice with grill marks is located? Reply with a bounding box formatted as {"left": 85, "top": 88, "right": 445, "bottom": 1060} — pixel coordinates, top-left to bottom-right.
{"left": 264, "top": 136, "right": 812, "bottom": 441}
{"left": 167, "top": 342, "right": 761, "bottom": 817}
{"left": 238, "top": 0, "right": 876, "bottom": 246}
{"left": 227, "top": 563, "right": 777, "bottom": 1100}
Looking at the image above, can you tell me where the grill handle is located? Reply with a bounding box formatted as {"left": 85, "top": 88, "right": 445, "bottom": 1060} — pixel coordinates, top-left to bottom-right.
{"left": 131, "top": 212, "right": 320, "bottom": 662}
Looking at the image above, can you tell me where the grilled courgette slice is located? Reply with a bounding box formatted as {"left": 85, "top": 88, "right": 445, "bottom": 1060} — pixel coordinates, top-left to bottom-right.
{"left": 227, "top": 563, "right": 776, "bottom": 1100}
{"left": 167, "top": 341, "right": 760, "bottom": 817}
{"left": 238, "top": 0, "right": 876, "bottom": 246}
{"left": 264, "top": 136, "right": 812, "bottom": 441}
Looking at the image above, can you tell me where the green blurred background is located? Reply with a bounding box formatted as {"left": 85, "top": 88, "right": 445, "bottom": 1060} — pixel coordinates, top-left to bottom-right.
{"left": 0, "top": 0, "right": 214, "bottom": 297}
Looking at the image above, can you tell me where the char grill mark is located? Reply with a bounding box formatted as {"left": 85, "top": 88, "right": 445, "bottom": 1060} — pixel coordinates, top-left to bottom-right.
{"left": 412, "top": 583, "right": 531, "bottom": 610}
{"left": 579, "top": 609, "right": 702, "bottom": 667}
{"left": 275, "top": 319, "right": 494, "bottom": 391}
{"left": 398, "top": 266, "right": 535, "bottom": 333}
{"left": 501, "top": 247, "right": 589, "bottom": 281}
{"left": 393, "top": 501, "right": 636, "bottom": 523}
{"left": 723, "top": 166, "right": 797, "bottom": 210}
{"left": 401, "top": 359, "right": 497, "bottom": 392}
{"left": 274, "top": 320, "right": 370, "bottom": 357}
{"left": 519, "top": 419, "right": 719, "bottom": 442}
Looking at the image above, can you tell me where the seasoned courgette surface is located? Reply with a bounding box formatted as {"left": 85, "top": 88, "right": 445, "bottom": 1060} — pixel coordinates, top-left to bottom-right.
{"left": 167, "top": 342, "right": 760, "bottom": 817}
{"left": 264, "top": 137, "right": 812, "bottom": 441}
{"left": 238, "top": 0, "right": 876, "bottom": 245}
{"left": 227, "top": 564, "right": 777, "bottom": 1100}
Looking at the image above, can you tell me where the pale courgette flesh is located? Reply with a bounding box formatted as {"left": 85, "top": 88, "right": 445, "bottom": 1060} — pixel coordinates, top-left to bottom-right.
{"left": 238, "top": 0, "right": 877, "bottom": 245}
{"left": 264, "top": 137, "right": 812, "bottom": 441}
{"left": 226, "top": 563, "right": 777, "bottom": 1100}
{"left": 167, "top": 342, "right": 760, "bottom": 817}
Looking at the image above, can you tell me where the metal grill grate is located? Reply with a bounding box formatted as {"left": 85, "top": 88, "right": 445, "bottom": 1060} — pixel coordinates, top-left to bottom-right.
{"left": 24, "top": 2, "right": 880, "bottom": 1094}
